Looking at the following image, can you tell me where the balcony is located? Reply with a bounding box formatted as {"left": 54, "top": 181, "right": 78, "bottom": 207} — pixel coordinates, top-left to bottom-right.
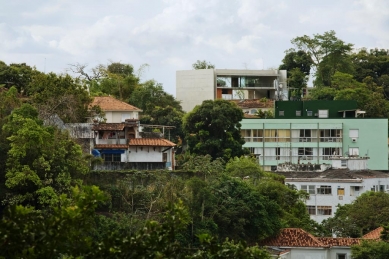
{"left": 96, "top": 139, "right": 127, "bottom": 145}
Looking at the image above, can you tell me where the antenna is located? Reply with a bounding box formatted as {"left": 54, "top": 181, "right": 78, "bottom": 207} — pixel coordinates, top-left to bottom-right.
{"left": 44, "top": 58, "right": 46, "bottom": 73}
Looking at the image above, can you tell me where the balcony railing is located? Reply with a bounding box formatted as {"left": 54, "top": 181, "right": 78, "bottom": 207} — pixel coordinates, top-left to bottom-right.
{"left": 96, "top": 139, "right": 127, "bottom": 145}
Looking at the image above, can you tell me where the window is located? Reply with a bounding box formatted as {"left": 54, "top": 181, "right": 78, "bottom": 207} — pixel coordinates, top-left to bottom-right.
{"left": 320, "top": 129, "right": 342, "bottom": 142}
{"left": 301, "top": 185, "right": 315, "bottom": 195}
{"left": 102, "top": 153, "right": 121, "bottom": 162}
{"left": 318, "top": 109, "right": 329, "bottom": 118}
{"left": 349, "top": 129, "right": 359, "bottom": 138}
{"left": 322, "top": 148, "right": 340, "bottom": 160}
{"left": 298, "top": 147, "right": 313, "bottom": 160}
{"left": 296, "top": 110, "right": 301, "bottom": 116}
{"left": 317, "top": 206, "right": 332, "bottom": 215}
{"left": 341, "top": 160, "right": 347, "bottom": 167}
{"left": 306, "top": 206, "right": 316, "bottom": 215}
{"left": 163, "top": 153, "right": 167, "bottom": 162}
{"left": 250, "top": 109, "right": 256, "bottom": 114}
{"left": 317, "top": 185, "right": 332, "bottom": 195}
{"left": 307, "top": 110, "right": 313, "bottom": 116}
{"left": 299, "top": 129, "right": 311, "bottom": 142}
{"left": 337, "top": 254, "right": 347, "bottom": 259}
{"left": 279, "top": 110, "right": 284, "bottom": 116}
{"left": 276, "top": 147, "right": 280, "bottom": 160}
{"left": 337, "top": 188, "right": 345, "bottom": 195}
{"left": 355, "top": 186, "right": 360, "bottom": 191}
{"left": 349, "top": 147, "right": 359, "bottom": 156}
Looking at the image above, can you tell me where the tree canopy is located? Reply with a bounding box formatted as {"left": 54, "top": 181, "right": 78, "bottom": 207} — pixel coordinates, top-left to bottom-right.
{"left": 183, "top": 99, "right": 248, "bottom": 161}
{"left": 192, "top": 60, "right": 215, "bottom": 70}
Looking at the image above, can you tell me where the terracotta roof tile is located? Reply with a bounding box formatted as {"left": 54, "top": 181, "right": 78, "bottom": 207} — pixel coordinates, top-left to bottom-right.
{"left": 363, "top": 227, "right": 383, "bottom": 240}
{"left": 92, "top": 123, "right": 126, "bottom": 131}
{"left": 129, "top": 138, "right": 176, "bottom": 147}
{"left": 262, "top": 228, "right": 324, "bottom": 247}
{"left": 95, "top": 144, "right": 128, "bottom": 149}
{"left": 90, "top": 96, "right": 142, "bottom": 112}
{"left": 318, "top": 237, "right": 361, "bottom": 247}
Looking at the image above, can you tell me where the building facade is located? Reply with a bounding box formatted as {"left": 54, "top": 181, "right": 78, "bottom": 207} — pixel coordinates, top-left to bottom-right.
{"left": 277, "top": 169, "right": 389, "bottom": 223}
{"left": 176, "top": 69, "right": 287, "bottom": 112}
{"left": 241, "top": 101, "right": 388, "bottom": 171}
{"left": 66, "top": 96, "right": 176, "bottom": 170}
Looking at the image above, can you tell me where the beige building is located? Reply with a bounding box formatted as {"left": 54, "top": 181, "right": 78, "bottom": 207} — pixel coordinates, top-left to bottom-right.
{"left": 176, "top": 68, "right": 287, "bottom": 112}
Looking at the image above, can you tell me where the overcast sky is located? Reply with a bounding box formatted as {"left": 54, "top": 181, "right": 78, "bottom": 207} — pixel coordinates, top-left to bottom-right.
{"left": 1, "top": 0, "right": 388, "bottom": 95}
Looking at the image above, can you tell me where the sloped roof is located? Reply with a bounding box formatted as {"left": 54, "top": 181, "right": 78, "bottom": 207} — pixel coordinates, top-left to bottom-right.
{"left": 129, "top": 138, "right": 176, "bottom": 147}
{"left": 263, "top": 228, "right": 364, "bottom": 248}
{"left": 94, "top": 144, "right": 128, "bottom": 149}
{"left": 263, "top": 228, "right": 325, "bottom": 247}
{"left": 90, "top": 96, "right": 142, "bottom": 112}
{"left": 318, "top": 237, "right": 361, "bottom": 247}
{"left": 92, "top": 123, "right": 126, "bottom": 131}
{"left": 363, "top": 227, "right": 383, "bottom": 240}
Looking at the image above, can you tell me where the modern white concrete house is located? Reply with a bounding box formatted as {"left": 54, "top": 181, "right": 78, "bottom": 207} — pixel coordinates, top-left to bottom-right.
{"left": 176, "top": 69, "right": 287, "bottom": 112}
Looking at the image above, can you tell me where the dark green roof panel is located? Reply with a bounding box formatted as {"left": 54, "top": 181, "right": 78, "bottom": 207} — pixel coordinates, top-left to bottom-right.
{"left": 275, "top": 100, "right": 358, "bottom": 119}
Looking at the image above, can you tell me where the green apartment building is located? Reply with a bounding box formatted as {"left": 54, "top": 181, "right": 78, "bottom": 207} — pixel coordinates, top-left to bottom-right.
{"left": 241, "top": 101, "right": 388, "bottom": 171}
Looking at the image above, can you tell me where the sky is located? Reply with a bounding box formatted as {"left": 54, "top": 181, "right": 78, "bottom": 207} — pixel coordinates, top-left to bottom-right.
{"left": 1, "top": 0, "right": 389, "bottom": 96}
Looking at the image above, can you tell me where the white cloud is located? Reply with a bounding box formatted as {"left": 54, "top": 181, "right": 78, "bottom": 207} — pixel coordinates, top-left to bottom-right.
{"left": 1, "top": 0, "right": 388, "bottom": 95}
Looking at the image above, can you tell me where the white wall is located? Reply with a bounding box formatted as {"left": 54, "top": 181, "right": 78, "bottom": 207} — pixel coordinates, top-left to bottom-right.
{"left": 176, "top": 69, "right": 215, "bottom": 112}
{"left": 128, "top": 147, "right": 163, "bottom": 162}
{"left": 289, "top": 248, "right": 327, "bottom": 259}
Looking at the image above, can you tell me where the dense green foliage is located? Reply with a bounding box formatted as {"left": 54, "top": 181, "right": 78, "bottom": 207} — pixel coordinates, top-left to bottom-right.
{"left": 183, "top": 99, "right": 249, "bottom": 161}
{"left": 321, "top": 192, "right": 389, "bottom": 237}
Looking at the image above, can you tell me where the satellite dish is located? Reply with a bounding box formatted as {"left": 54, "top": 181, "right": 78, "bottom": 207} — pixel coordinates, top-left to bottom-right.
{"left": 279, "top": 84, "right": 283, "bottom": 89}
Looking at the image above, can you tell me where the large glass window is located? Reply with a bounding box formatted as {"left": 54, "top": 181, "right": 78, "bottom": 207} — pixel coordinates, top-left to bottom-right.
{"left": 298, "top": 147, "right": 313, "bottom": 160}
{"left": 301, "top": 185, "right": 315, "bottom": 194}
{"left": 317, "top": 206, "right": 332, "bottom": 215}
{"left": 349, "top": 147, "right": 359, "bottom": 156}
{"left": 322, "top": 147, "right": 341, "bottom": 160}
{"left": 320, "top": 129, "right": 342, "bottom": 142}
{"left": 317, "top": 186, "right": 332, "bottom": 195}
{"left": 102, "top": 153, "right": 121, "bottom": 162}
{"left": 307, "top": 206, "right": 316, "bottom": 215}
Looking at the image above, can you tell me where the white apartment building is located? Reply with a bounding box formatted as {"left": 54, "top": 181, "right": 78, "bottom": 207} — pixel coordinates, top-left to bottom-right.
{"left": 277, "top": 168, "right": 389, "bottom": 223}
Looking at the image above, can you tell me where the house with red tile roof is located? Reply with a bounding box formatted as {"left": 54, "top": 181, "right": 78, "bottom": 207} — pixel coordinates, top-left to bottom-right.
{"left": 65, "top": 96, "right": 176, "bottom": 170}
{"left": 89, "top": 96, "right": 142, "bottom": 123}
{"left": 262, "top": 227, "right": 383, "bottom": 259}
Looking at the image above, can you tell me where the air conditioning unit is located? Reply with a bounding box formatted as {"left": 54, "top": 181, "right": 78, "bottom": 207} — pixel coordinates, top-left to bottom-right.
{"left": 338, "top": 196, "right": 343, "bottom": 200}
{"left": 352, "top": 138, "right": 357, "bottom": 142}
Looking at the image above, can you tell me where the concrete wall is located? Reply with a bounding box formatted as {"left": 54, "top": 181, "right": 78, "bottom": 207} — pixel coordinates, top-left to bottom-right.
{"left": 105, "top": 111, "right": 139, "bottom": 123}
{"left": 176, "top": 69, "right": 215, "bottom": 112}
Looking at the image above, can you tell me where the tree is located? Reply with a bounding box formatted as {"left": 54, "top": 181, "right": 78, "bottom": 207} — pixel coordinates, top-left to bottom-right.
{"left": 321, "top": 191, "right": 389, "bottom": 237}
{"left": 183, "top": 99, "right": 249, "bottom": 161}
{"left": 279, "top": 49, "right": 313, "bottom": 76}
{"left": 28, "top": 72, "right": 92, "bottom": 123}
{"left": 352, "top": 240, "right": 389, "bottom": 259}
{"left": 225, "top": 156, "right": 263, "bottom": 180}
{"left": 291, "top": 30, "right": 354, "bottom": 86}
{"left": 2, "top": 104, "right": 89, "bottom": 208}
{"left": 192, "top": 60, "right": 215, "bottom": 70}
{"left": 129, "top": 80, "right": 185, "bottom": 142}
{"left": 0, "top": 61, "right": 42, "bottom": 94}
